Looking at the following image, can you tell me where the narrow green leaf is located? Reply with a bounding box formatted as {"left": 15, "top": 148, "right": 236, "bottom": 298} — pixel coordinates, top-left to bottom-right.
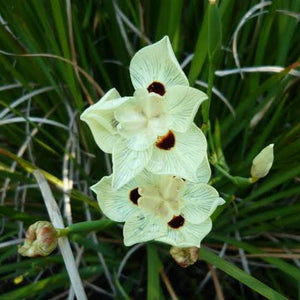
{"left": 211, "top": 234, "right": 300, "bottom": 282}
{"left": 0, "top": 206, "right": 39, "bottom": 225}
{"left": 0, "top": 265, "right": 103, "bottom": 300}
{"left": 147, "top": 243, "right": 163, "bottom": 300}
{"left": 208, "top": 0, "right": 222, "bottom": 62}
{"left": 199, "top": 247, "right": 287, "bottom": 300}
{"left": 188, "top": 8, "right": 209, "bottom": 85}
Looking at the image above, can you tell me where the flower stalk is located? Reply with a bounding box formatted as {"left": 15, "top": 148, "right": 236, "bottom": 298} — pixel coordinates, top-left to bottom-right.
{"left": 56, "top": 219, "right": 114, "bottom": 237}
{"left": 214, "top": 164, "right": 252, "bottom": 188}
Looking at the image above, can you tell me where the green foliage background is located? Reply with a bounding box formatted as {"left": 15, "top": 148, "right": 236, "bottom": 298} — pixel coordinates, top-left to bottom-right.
{"left": 0, "top": 0, "right": 299, "bottom": 299}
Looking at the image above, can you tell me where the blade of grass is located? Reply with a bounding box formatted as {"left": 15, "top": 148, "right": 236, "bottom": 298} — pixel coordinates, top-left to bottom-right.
{"left": 210, "top": 234, "right": 300, "bottom": 282}
{"left": 147, "top": 243, "right": 163, "bottom": 300}
{"left": 199, "top": 247, "right": 287, "bottom": 300}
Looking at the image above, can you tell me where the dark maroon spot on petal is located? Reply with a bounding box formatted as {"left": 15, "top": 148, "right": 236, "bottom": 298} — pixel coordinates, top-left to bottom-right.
{"left": 168, "top": 215, "right": 185, "bottom": 229}
{"left": 156, "top": 130, "right": 175, "bottom": 150}
{"left": 147, "top": 81, "right": 166, "bottom": 96}
{"left": 129, "top": 188, "right": 141, "bottom": 205}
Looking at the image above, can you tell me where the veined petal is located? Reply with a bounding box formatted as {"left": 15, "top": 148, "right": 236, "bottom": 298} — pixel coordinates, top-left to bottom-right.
{"left": 114, "top": 98, "right": 145, "bottom": 124}
{"left": 196, "top": 155, "right": 211, "bottom": 183}
{"left": 182, "top": 183, "right": 225, "bottom": 224}
{"left": 123, "top": 211, "right": 167, "bottom": 246}
{"left": 124, "top": 131, "right": 157, "bottom": 151}
{"left": 136, "top": 169, "right": 159, "bottom": 187}
{"left": 81, "top": 116, "right": 119, "bottom": 153}
{"left": 82, "top": 88, "right": 128, "bottom": 113}
{"left": 130, "top": 36, "right": 188, "bottom": 91}
{"left": 91, "top": 175, "right": 139, "bottom": 222}
{"left": 147, "top": 124, "right": 207, "bottom": 181}
{"left": 156, "top": 218, "right": 212, "bottom": 248}
{"left": 80, "top": 88, "right": 128, "bottom": 153}
{"left": 112, "top": 139, "right": 153, "bottom": 189}
{"left": 166, "top": 86, "right": 208, "bottom": 132}
{"left": 100, "top": 88, "right": 121, "bottom": 103}
{"left": 80, "top": 89, "right": 121, "bottom": 133}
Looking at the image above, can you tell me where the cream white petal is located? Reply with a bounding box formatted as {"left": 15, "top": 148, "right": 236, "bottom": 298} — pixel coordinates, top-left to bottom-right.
{"left": 123, "top": 211, "right": 167, "bottom": 246}
{"left": 100, "top": 88, "right": 121, "bottom": 103}
{"left": 82, "top": 88, "right": 128, "bottom": 113}
{"left": 91, "top": 175, "right": 139, "bottom": 222}
{"left": 112, "top": 139, "right": 153, "bottom": 189}
{"left": 196, "top": 155, "right": 211, "bottom": 183}
{"left": 146, "top": 124, "right": 207, "bottom": 181}
{"left": 114, "top": 98, "right": 145, "bottom": 124}
{"left": 135, "top": 169, "right": 159, "bottom": 187}
{"left": 165, "top": 86, "right": 208, "bottom": 132}
{"left": 82, "top": 116, "right": 119, "bottom": 153}
{"left": 124, "top": 131, "right": 157, "bottom": 151}
{"left": 129, "top": 36, "right": 188, "bottom": 91}
{"left": 156, "top": 218, "right": 212, "bottom": 248}
{"left": 182, "top": 183, "right": 225, "bottom": 224}
{"left": 80, "top": 89, "right": 128, "bottom": 153}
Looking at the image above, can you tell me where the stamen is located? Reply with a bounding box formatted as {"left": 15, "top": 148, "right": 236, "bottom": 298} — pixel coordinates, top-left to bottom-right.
{"left": 168, "top": 215, "right": 185, "bottom": 229}
{"left": 129, "top": 188, "right": 141, "bottom": 205}
{"left": 156, "top": 130, "right": 175, "bottom": 150}
{"left": 111, "top": 119, "right": 119, "bottom": 129}
{"left": 147, "top": 81, "right": 166, "bottom": 96}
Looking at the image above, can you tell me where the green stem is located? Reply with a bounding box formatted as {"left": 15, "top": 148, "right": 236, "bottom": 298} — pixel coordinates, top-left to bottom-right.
{"left": 214, "top": 164, "right": 251, "bottom": 188}
{"left": 56, "top": 219, "right": 114, "bottom": 237}
{"left": 214, "top": 164, "right": 233, "bottom": 181}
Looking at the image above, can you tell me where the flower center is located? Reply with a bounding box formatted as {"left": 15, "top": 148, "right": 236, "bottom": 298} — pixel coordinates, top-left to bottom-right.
{"left": 115, "top": 94, "right": 168, "bottom": 140}
{"left": 156, "top": 130, "right": 175, "bottom": 150}
{"left": 147, "top": 81, "right": 166, "bottom": 96}
{"left": 138, "top": 176, "right": 185, "bottom": 221}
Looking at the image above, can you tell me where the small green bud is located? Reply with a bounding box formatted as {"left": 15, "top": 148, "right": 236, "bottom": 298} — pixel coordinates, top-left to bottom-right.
{"left": 18, "top": 221, "right": 58, "bottom": 257}
{"left": 251, "top": 144, "right": 274, "bottom": 180}
{"left": 170, "top": 246, "right": 199, "bottom": 268}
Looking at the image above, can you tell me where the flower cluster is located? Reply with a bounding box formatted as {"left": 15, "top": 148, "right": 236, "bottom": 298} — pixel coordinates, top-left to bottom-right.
{"left": 81, "top": 36, "right": 224, "bottom": 248}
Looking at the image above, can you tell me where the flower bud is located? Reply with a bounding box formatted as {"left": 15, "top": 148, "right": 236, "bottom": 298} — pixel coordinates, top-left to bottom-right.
{"left": 251, "top": 144, "right": 274, "bottom": 180}
{"left": 18, "top": 221, "right": 58, "bottom": 257}
{"left": 170, "top": 246, "right": 199, "bottom": 268}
